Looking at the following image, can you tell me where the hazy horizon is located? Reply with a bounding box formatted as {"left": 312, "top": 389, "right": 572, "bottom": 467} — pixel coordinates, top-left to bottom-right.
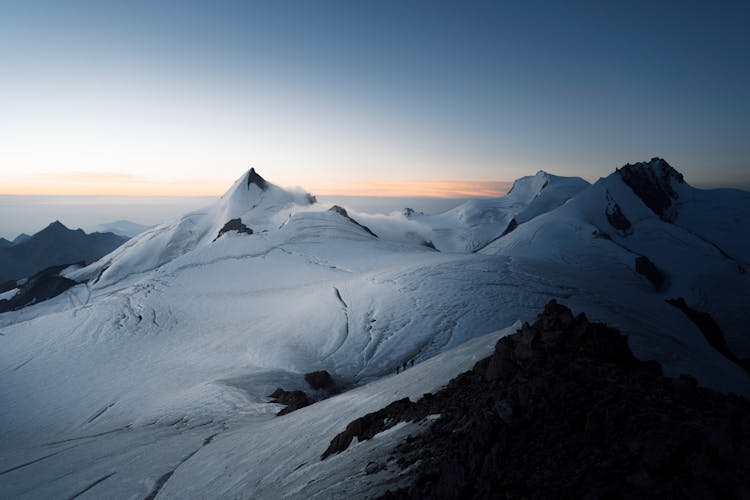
{"left": 2, "top": 170, "right": 747, "bottom": 241}
{"left": 0, "top": 193, "right": 482, "bottom": 240}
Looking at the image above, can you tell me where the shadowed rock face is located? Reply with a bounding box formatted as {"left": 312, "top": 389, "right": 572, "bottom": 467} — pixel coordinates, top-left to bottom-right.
{"left": 269, "top": 388, "right": 311, "bottom": 416}
{"left": 214, "top": 218, "right": 253, "bottom": 241}
{"left": 666, "top": 298, "right": 749, "bottom": 373}
{"left": 246, "top": 168, "right": 269, "bottom": 191}
{"left": 618, "top": 157, "right": 685, "bottom": 221}
{"left": 635, "top": 255, "right": 667, "bottom": 291}
{"left": 323, "top": 300, "right": 750, "bottom": 499}
{"left": 0, "top": 263, "right": 80, "bottom": 313}
{"left": 500, "top": 218, "right": 518, "bottom": 237}
{"left": 304, "top": 370, "right": 335, "bottom": 391}
{"left": 605, "top": 191, "right": 632, "bottom": 233}
{"left": 329, "top": 205, "right": 378, "bottom": 238}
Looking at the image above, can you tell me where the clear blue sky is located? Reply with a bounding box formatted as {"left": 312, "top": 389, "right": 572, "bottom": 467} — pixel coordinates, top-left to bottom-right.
{"left": 1, "top": 0, "right": 748, "bottom": 195}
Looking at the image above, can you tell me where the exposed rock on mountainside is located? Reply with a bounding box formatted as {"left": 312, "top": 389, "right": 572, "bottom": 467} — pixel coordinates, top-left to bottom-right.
{"left": 304, "top": 370, "right": 335, "bottom": 391}
{"left": 0, "top": 263, "right": 80, "bottom": 313}
{"left": 605, "top": 190, "right": 632, "bottom": 233}
{"left": 214, "top": 218, "right": 253, "bottom": 241}
{"left": 329, "top": 205, "right": 378, "bottom": 238}
{"left": 619, "top": 157, "right": 684, "bottom": 221}
{"left": 323, "top": 301, "right": 750, "bottom": 499}
{"left": 499, "top": 218, "right": 518, "bottom": 237}
{"left": 635, "top": 255, "right": 667, "bottom": 291}
{"left": 269, "top": 388, "right": 311, "bottom": 416}
{"left": 245, "top": 167, "right": 269, "bottom": 191}
{"left": 270, "top": 371, "right": 337, "bottom": 416}
{"left": 667, "top": 298, "right": 750, "bottom": 373}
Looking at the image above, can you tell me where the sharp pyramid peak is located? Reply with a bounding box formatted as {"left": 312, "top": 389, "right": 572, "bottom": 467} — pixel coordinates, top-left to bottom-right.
{"left": 220, "top": 166, "right": 317, "bottom": 212}
{"left": 245, "top": 167, "right": 269, "bottom": 191}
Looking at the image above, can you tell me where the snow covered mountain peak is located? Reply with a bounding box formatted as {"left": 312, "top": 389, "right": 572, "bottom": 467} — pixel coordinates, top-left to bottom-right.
{"left": 415, "top": 171, "right": 589, "bottom": 252}
{"left": 68, "top": 168, "right": 320, "bottom": 287}
{"left": 221, "top": 167, "right": 273, "bottom": 203}
{"left": 220, "top": 167, "right": 316, "bottom": 214}
{"left": 505, "top": 170, "right": 582, "bottom": 205}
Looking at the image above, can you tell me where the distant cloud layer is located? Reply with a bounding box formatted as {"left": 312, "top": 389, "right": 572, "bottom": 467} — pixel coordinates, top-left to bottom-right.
{"left": 310, "top": 180, "right": 513, "bottom": 198}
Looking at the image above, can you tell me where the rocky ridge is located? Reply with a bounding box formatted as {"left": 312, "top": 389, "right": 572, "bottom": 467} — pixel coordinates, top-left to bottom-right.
{"left": 322, "top": 300, "right": 750, "bottom": 499}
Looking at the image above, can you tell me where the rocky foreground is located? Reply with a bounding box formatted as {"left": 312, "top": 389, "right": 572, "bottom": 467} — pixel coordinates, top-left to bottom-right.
{"left": 323, "top": 301, "right": 750, "bottom": 499}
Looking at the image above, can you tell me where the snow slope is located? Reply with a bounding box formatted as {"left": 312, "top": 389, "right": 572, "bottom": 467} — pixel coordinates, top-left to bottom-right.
{"left": 0, "top": 324, "right": 517, "bottom": 500}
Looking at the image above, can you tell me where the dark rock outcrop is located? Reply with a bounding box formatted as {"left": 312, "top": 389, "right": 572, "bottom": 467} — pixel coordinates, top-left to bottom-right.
{"left": 304, "top": 370, "right": 335, "bottom": 391}
{"left": 605, "top": 191, "right": 632, "bottom": 233}
{"left": 322, "top": 398, "right": 414, "bottom": 459}
{"left": 500, "top": 218, "right": 518, "bottom": 237}
{"left": 214, "top": 218, "right": 253, "bottom": 241}
{"left": 618, "top": 157, "right": 684, "bottom": 221}
{"left": 329, "top": 206, "right": 378, "bottom": 238}
{"left": 323, "top": 300, "right": 750, "bottom": 499}
{"left": 667, "top": 297, "right": 749, "bottom": 372}
{"left": 635, "top": 255, "right": 667, "bottom": 291}
{"left": 269, "top": 388, "right": 311, "bottom": 416}
{"left": 245, "top": 167, "right": 269, "bottom": 191}
{"left": 473, "top": 218, "right": 519, "bottom": 253}
{"left": 0, "top": 263, "right": 80, "bottom": 313}
{"left": 402, "top": 208, "right": 424, "bottom": 218}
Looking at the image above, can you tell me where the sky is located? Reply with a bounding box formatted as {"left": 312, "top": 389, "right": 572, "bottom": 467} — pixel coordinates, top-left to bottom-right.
{"left": 0, "top": 0, "right": 748, "bottom": 197}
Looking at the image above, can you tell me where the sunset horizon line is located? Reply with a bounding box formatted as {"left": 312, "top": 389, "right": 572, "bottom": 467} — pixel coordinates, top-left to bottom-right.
{"left": 1, "top": 173, "right": 515, "bottom": 198}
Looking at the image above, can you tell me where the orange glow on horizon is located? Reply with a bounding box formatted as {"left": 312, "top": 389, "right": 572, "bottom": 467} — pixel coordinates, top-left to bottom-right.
{"left": 310, "top": 180, "right": 512, "bottom": 198}
{"left": 1, "top": 172, "right": 513, "bottom": 198}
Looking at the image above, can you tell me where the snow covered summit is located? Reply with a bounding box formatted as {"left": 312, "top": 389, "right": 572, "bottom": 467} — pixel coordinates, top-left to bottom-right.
{"left": 414, "top": 170, "right": 589, "bottom": 252}
{"left": 69, "top": 167, "right": 317, "bottom": 287}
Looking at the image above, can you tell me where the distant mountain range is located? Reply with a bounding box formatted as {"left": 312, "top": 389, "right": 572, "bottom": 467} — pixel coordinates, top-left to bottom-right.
{"left": 1, "top": 160, "right": 749, "bottom": 498}
{"left": 0, "top": 233, "right": 31, "bottom": 248}
{"left": 0, "top": 221, "right": 128, "bottom": 283}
